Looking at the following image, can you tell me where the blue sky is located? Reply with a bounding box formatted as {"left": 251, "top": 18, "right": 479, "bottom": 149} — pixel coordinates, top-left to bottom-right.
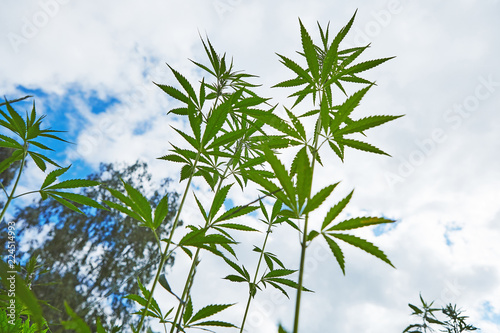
{"left": 1, "top": 0, "right": 500, "bottom": 332}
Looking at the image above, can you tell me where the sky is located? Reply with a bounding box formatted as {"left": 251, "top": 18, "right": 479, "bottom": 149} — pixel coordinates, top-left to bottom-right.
{"left": 1, "top": 0, "right": 500, "bottom": 332}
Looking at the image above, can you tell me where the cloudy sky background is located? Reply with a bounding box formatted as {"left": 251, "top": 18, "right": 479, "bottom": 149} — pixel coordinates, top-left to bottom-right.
{"left": 1, "top": 0, "right": 500, "bottom": 332}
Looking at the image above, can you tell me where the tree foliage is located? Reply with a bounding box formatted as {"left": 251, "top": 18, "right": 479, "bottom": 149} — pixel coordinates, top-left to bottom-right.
{"left": 0, "top": 161, "right": 179, "bottom": 331}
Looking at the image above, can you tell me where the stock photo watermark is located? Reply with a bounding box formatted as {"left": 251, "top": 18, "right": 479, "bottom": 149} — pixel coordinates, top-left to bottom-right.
{"left": 213, "top": 0, "right": 244, "bottom": 19}
{"left": 385, "top": 74, "right": 499, "bottom": 189}
{"left": 4, "top": 220, "right": 18, "bottom": 325}
{"left": 7, "top": 0, "right": 70, "bottom": 54}
{"left": 438, "top": 277, "right": 464, "bottom": 305}
{"left": 348, "top": 0, "right": 404, "bottom": 46}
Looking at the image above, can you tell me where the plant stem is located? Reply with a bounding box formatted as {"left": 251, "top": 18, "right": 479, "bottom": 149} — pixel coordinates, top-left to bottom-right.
{"left": 170, "top": 127, "right": 264, "bottom": 330}
{"left": 0, "top": 150, "right": 27, "bottom": 224}
{"left": 136, "top": 154, "right": 200, "bottom": 333}
{"left": 170, "top": 250, "right": 199, "bottom": 333}
{"left": 0, "top": 183, "right": 8, "bottom": 196}
{"left": 170, "top": 161, "right": 232, "bottom": 333}
{"left": 12, "top": 190, "right": 40, "bottom": 199}
{"left": 240, "top": 216, "right": 273, "bottom": 332}
{"left": 293, "top": 96, "right": 323, "bottom": 333}
{"left": 293, "top": 214, "right": 309, "bottom": 333}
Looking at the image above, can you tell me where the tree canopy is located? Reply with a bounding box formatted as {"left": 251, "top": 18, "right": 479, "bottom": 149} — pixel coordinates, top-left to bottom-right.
{"left": 0, "top": 161, "right": 179, "bottom": 332}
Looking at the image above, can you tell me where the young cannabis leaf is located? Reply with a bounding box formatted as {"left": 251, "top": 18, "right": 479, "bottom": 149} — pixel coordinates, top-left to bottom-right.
{"left": 270, "top": 13, "right": 402, "bottom": 165}
{"left": 0, "top": 99, "right": 67, "bottom": 173}
{"left": 105, "top": 180, "right": 171, "bottom": 231}
{"left": 157, "top": 36, "right": 281, "bottom": 192}
{"left": 320, "top": 189, "right": 395, "bottom": 274}
{"left": 125, "top": 278, "right": 173, "bottom": 327}
{"left": 178, "top": 297, "right": 237, "bottom": 332}
{"left": 0, "top": 98, "right": 105, "bottom": 220}
{"left": 37, "top": 166, "right": 105, "bottom": 214}
{"left": 0, "top": 254, "right": 59, "bottom": 333}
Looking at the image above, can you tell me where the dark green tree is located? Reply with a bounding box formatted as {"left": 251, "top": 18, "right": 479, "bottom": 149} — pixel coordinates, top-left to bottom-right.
{"left": 0, "top": 161, "right": 179, "bottom": 332}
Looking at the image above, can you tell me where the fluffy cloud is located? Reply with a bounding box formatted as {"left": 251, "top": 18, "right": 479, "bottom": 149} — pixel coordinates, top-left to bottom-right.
{"left": 1, "top": 0, "right": 499, "bottom": 332}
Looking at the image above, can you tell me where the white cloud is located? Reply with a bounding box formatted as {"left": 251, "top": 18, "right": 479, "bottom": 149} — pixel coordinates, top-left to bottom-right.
{"left": 1, "top": 0, "right": 500, "bottom": 332}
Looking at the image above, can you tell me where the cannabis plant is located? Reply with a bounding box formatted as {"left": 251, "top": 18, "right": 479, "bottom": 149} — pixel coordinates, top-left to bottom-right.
{"left": 106, "top": 11, "right": 401, "bottom": 333}
{"left": 403, "top": 295, "right": 478, "bottom": 333}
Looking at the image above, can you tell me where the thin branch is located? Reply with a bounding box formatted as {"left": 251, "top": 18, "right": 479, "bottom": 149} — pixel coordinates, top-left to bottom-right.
{"left": 1, "top": 95, "right": 32, "bottom": 107}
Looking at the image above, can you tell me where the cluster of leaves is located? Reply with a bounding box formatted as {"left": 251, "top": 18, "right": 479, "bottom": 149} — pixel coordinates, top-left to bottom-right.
{"left": 0, "top": 97, "right": 64, "bottom": 173}
{"left": 0, "top": 98, "right": 103, "bottom": 215}
{"left": 403, "top": 295, "right": 478, "bottom": 333}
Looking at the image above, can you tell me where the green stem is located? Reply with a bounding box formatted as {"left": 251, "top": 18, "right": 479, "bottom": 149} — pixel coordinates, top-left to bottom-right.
{"left": 169, "top": 81, "right": 252, "bottom": 331}
{"left": 240, "top": 216, "right": 273, "bottom": 332}
{"left": 167, "top": 82, "right": 232, "bottom": 333}
{"left": 12, "top": 190, "right": 40, "bottom": 199}
{"left": 0, "top": 150, "right": 27, "bottom": 224}
{"left": 170, "top": 161, "right": 233, "bottom": 333}
{"left": 152, "top": 230, "right": 162, "bottom": 253}
{"left": 136, "top": 154, "right": 200, "bottom": 333}
{"left": 170, "top": 249, "right": 199, "bottom": 333}
{"left": 293, "top": 95, "right": 323, "bottom": 333}
{"left": 1, "top": 183, "right": 8, "bottom": 196}
{"left": 292, "top": 214, "right": 309, "bottom": 333}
